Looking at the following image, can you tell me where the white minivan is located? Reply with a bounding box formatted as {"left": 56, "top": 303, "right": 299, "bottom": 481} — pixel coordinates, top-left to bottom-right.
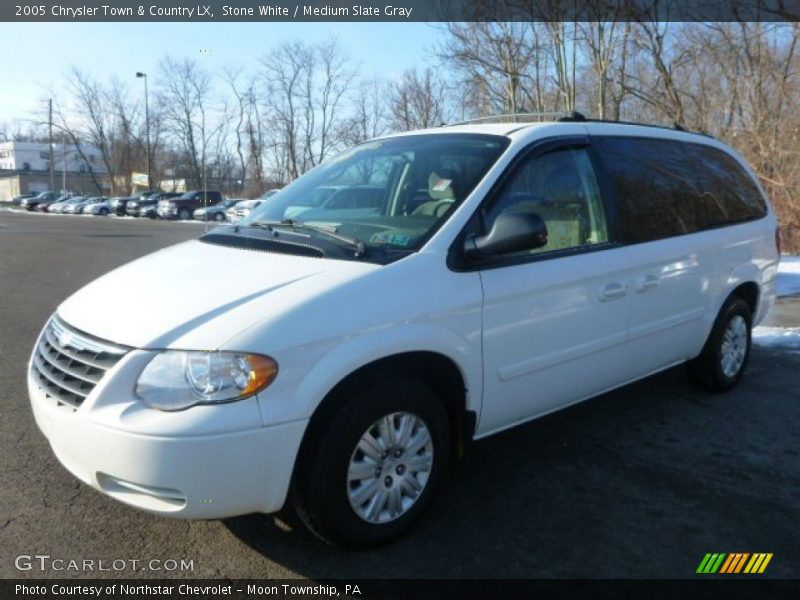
{"left": 28, "top": 118, "right": 779, "bottom": 548}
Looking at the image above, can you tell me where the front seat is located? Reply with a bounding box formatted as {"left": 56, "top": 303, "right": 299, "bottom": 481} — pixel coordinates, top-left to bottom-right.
{"left": 412, "top": 171, "right": 456, "bottom": 217}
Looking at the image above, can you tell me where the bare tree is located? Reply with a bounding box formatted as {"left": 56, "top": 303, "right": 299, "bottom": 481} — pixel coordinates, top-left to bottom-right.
{"left": 578, "top": 5, "right": 627, "bottom": 118}
{"left": 260, "top": 38, "right": 355, "bottom": 181}
{"left": 437, "top": 22, "right": 537, "bottom": 114}
{"left": 157, "top": 56, "right": 227, "bottom": 188}
{"left": 338, "top": 77, "right": 390, "bottom": 145}
{"left": 390, "top": 68, "right": 449, "bottom": 130}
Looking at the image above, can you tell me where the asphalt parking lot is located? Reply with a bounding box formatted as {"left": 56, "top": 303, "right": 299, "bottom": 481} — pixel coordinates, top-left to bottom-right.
{"left": 1, "top": 209, "right": 798, "bottom": 579}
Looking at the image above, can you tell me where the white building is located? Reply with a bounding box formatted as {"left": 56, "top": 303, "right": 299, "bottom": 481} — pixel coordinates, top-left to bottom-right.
{"left": 0, "top": 141, "right": 106, "bottom": 173}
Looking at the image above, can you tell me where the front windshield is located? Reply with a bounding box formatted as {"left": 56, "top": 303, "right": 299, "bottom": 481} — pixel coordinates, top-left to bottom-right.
{"left": 241, "top": 133, "right": 508, "bottom": 253}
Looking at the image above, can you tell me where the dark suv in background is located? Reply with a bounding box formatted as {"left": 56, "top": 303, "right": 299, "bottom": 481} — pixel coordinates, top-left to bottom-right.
{"left": 21, "top": 191, "right": 60, "bottom": 211}
{"left": 157, "top": 190, "right": 224, "bottom": 220}
{"left": 127, "top": 192, "right": 180, "bottom": 218}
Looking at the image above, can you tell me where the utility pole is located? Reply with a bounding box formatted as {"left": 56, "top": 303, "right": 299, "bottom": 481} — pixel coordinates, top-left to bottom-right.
{"left": 48, "top": 99, "right": 55, "bottom": 191}
{"left": 62, "top": 145, "right": 66, "bottom": 193}
{"left": 136, "top": 72, "right": 151, "bottom": 191}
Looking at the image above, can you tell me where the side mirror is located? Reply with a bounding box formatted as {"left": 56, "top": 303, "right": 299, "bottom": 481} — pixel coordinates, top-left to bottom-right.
{"left": 464, "top": 211, "right": 548, "bottom": 260}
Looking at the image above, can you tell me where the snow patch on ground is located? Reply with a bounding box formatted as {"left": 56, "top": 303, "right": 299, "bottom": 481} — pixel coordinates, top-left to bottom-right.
{"left": 777, "top": 256, "right": 800, "bottom": 297}
{"left": 752, "top": 326, "right": 800, "bottom": 351}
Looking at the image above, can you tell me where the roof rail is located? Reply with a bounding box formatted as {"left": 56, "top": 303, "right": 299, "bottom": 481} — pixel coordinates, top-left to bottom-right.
{"left": 558, "top": 113, "right": 715, "bottom": 138}
{"left": 444, "top": 111, "right": 714, "bottom": 138}
{"left": 444, "top": 111, "right": 576, "bottom": 127}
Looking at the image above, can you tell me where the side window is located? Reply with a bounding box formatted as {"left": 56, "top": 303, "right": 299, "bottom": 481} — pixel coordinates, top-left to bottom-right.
{"left": 684, "top": 144, "right": 767, "bottom": 227}
{"left": 483, "top": 147, "right": 609, "bottom": 254}
{"left": 595, "top": 137, "right": 707, "bottom": 243}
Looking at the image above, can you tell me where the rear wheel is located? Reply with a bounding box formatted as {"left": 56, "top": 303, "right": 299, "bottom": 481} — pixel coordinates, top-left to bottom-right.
{"left": 99, "top": 207, "right": 109, "bottom": 216}
{"left": 214, "top": 212, "right": 225, "bottom": 221}
{"left": 293, "top": 376, "right": 450, "bottom": 549}
{"left": 687, "top": 296, "right": 752, "bottom": 392}
{"left": 178, "top": 208, "right": 191, "bottom": 220}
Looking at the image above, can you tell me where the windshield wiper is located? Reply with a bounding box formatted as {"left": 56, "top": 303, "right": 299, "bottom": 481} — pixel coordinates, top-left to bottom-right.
{"left": 250, "top": 219, "right": 367, "bottom": 258}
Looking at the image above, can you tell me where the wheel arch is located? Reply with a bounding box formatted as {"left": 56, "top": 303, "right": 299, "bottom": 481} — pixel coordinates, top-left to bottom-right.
{"left": 293, "top": 350, "right": 475, "bottom": 493}
{"left": 728, "top": 281, "right": 759, "bottom": 317}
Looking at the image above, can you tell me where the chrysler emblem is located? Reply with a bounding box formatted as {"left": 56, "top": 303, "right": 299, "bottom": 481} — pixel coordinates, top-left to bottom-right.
{"left": 58, "top": 330, "right": 74, "bottom": 349}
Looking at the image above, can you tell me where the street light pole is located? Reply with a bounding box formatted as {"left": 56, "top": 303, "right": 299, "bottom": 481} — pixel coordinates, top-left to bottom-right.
{"left": 48, "top": 98, "right": 55, "bottom": 192}
{"left": 136, "top": 72, "right": 151, "bottom": 192}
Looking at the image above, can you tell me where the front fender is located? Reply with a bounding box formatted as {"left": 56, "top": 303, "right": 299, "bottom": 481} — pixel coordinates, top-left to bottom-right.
{"left": 256, "top": 323, "right": 482, "bottom": 427}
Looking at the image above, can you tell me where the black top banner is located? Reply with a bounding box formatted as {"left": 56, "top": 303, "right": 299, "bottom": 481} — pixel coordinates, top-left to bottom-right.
{"left": 4, "top": 0, "right": 800, "bottom": 22}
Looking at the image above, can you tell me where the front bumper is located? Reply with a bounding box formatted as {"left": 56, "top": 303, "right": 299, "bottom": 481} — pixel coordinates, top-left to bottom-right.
{"left": 28, "top": 354, "right": 307, "bottom": 519}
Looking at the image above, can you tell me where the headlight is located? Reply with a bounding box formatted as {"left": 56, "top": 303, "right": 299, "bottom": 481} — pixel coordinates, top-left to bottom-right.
{"left": 135, "top": 351, "right": 278, "bottom": 411}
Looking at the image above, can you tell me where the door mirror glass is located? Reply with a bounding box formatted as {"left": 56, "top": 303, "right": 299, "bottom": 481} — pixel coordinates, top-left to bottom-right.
{"left": 464, "top": 211, "right": 548, "bottom": 259}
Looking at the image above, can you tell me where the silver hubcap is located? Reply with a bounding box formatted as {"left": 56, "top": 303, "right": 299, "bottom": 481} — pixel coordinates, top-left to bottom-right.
{"left": 347, "top": 412, "right": 433, "bottom": 524}
{"left": 721, "top": 315, "right": 748, "bottom": 378}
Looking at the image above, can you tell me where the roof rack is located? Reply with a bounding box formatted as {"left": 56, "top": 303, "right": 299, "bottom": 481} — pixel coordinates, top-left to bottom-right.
{"left": 444, "top": 111, "right": 714, "bottom": 138}
{"left": 444, "top": 111, "right": 576, "bottom": 127}
{"left": 557, "top": 112, "right": 714, "bottom": 138}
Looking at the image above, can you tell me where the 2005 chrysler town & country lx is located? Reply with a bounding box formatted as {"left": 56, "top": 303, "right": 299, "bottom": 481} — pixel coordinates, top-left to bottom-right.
{"left": 28, "top": 118, "right": 780, "bottom": 548}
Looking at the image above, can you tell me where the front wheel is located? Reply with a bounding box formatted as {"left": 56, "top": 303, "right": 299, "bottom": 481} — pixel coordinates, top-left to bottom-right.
{"left": 178, "top": 208, "right": 191, "bottom": 220}
{"left": 687, "top": 296, "right": 752, "bottom": 392}
{"left": 293, "top": 377, "right": 450, "bottom": 549}
{"left": 214, "top": 212, "right": 225, "bottom": 221}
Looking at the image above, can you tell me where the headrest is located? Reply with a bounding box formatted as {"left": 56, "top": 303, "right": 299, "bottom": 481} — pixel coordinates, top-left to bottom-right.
{"left": 428, "top": 172, "right": 455, "bottom": 200}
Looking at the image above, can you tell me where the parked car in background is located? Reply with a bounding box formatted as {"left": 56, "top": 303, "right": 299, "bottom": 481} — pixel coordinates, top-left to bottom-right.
{"left": 21, "top": 191, "right": 59, "bottom": 211}
{"left": 129, "top": 192, "right": 181, "bottom": 218}
{"left": 138, "top": 202, "right": 159, "bottom": 219}
{"left": 158, "top": 190, "right": 224, "bottom": 220}
{"left": 87, "top": 198, "right": 114, "bottom": 216}
{"left": 193, "top": 198, "right": 238, "bottom": 222}
{"left": 64, "top": 196, "right": 107, "bottom": 214}
{"left": 12, "top": 193, "right": 36, "bottom": 205}
{"left": 38, "top": 193, "right": 73, "bottom": 213}
{"left": 227, "top": 199, "right": 262, "bottom": 223}
{"left": 109, "top": 196, "right": 136, "bottom": 216}
{"left": 34, "top": 199, "right": 56, "bottom": 213}
{"left": 49, "top": 196, "right": 86, "bottom": 214}
{"left": 126, "top": 194, "right": 157, "bottom": 217}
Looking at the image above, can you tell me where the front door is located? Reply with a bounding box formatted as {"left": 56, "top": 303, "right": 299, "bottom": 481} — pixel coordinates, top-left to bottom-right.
{"left": 476, "top": 140, "right": 631, "bottom": 435}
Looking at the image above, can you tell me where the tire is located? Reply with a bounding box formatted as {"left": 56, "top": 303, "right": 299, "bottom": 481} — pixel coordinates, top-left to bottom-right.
{"left": 178, "top": 208, "right": 191, "bottom": 220}
{"left": 99, "top": 208, "right": 108, "bottom": 216}
{"left": 292, "top": 376, "right": 451, "bottom": 549}
{"left": 687, "top": 296, "right": 752, "bottom": 392}
{"left": 214, "top": 212, "right": 225, "bottom": 221}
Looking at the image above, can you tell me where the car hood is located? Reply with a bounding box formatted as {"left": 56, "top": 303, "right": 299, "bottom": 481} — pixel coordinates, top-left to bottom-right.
{"left": 57, "top": 239, "right": 379, "bottom": 349}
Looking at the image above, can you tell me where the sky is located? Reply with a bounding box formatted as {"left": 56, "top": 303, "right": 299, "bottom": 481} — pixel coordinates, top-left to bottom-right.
{"left": 0, "top": 22, "right": 438, "bottom": 123}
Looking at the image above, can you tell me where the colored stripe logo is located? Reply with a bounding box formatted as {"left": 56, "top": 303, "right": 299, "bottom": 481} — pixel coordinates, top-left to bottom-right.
{"left": 697, "top": 553, "right": 773, "bottom": 574}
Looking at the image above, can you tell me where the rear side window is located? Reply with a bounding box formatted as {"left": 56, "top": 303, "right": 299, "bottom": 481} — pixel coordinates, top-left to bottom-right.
{"left": 682, "top": 144, "right": 767, "bottom": 227}
{"left": 595, "top": 137, "right": 766, "bottom": 244}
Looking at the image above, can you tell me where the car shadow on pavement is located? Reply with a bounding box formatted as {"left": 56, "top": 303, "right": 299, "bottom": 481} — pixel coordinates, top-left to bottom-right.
{"left": 222, "top": 350, "right": 800, "bottom": 579}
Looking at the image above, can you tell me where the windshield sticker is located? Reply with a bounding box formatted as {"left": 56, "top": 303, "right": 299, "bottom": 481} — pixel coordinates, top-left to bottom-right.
{"left": 370, "top": 231, "right": 412, "bottom": 246}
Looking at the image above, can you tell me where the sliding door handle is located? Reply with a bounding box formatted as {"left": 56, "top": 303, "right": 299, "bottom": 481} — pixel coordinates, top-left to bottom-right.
{"left": 599, "top": 282, "right": 627, "bottom": 301}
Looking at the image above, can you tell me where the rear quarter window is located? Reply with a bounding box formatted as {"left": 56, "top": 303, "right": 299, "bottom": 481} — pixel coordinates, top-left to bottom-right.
{"left": 682, "top": 144, "right": 767, "bottom": 227}
{"left": 595, "top": 136, "right": 767, "bottom": 244}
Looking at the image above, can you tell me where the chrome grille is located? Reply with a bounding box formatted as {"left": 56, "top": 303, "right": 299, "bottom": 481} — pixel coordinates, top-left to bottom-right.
{"left": 31, "top": 316, "right": 130, "bottom": 408}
